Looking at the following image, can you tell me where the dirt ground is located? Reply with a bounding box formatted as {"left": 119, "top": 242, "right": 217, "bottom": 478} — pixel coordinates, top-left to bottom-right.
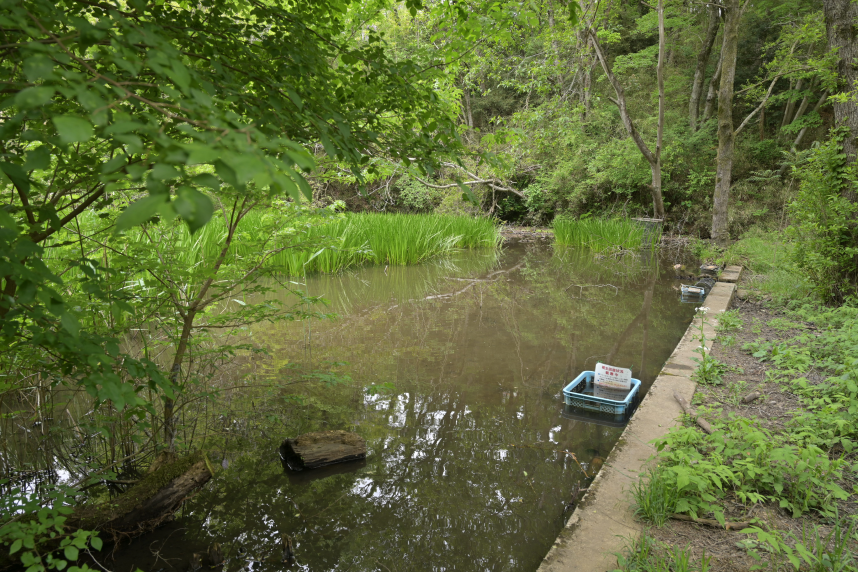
{"left": 645, "top": 287, "right": 858, "bottom": 570}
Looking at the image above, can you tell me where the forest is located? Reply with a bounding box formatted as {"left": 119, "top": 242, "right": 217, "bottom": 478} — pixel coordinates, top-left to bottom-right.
{"left": 1, "top": 0, "right": 857, "bottom": 570}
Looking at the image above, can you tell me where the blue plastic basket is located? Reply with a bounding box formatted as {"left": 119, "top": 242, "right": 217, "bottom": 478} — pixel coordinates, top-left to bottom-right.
{"left": 562, "top": 371, "right": 641, "bottom": 416}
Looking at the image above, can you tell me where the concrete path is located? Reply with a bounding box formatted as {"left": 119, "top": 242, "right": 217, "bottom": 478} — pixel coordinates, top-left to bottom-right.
{"left": 537, "top": 280, "right": 736, "bottom": 572}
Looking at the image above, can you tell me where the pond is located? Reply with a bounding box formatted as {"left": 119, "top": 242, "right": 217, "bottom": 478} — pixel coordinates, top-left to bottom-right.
{"left": 111, "top": 238, "right": 697, "bottom": 572}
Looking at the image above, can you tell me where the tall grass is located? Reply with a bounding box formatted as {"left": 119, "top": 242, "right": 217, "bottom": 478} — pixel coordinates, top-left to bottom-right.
{"left": 190, "top": 212, "right": 501, "bottom": 276}
{"left": 553, "top": 217, "right": 660, "bottom": 251}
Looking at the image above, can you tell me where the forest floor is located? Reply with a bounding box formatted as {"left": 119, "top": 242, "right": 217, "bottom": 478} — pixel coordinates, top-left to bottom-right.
{"left": 626, "top": 280, "right": 858, "bottom": 571}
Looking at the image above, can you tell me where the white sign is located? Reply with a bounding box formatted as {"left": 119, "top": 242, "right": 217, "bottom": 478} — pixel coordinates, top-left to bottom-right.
{"left": 594, "top": 362, "right": 632, "bottom": 391}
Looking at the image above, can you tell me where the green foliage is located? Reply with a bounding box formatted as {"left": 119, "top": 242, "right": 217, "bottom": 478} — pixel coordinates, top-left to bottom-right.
{"left": 654, "top": 417, "right": 848, "bottom": 521}
{"left": 632, "top": 466, "right": 679, "bottom": 527}
{"left": 0, "top": 483, "right": 101, "bottom": 572}
{"left": 741, "top": 514, "right": 858, "bottom": 571}
{"left": 788, "top": 131, "right": 858, "bottom": 302}
{"left": 716, "top": 309, "right": 743, "bottom": 333}
{"left": 690, "top": 309, "right": 733, "bottom": 386}
{"left": 613, "top": 535, "right": 711, "bottom": 572}
{"left": 552, "top": 217, "right": 658, "bottom": 251}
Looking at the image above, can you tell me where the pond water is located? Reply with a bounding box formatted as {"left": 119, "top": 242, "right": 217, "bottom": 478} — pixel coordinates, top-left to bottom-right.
{"left": 110, "top": 239, "right": 697, "bottom": 572}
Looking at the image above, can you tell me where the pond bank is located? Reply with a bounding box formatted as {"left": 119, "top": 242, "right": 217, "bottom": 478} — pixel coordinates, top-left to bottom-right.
{"left": 537, "top": 270, "right": 740, "bottom": 572}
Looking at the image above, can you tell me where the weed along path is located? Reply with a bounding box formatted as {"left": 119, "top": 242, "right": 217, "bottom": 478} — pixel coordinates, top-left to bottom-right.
{"left": 537, "top": 273, "right": 739, "bottom": 572}
{"left": 107, "top": 240, "right": 699, "bottom": 571}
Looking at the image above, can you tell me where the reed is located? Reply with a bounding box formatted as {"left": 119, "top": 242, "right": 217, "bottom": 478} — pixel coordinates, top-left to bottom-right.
{"left": 552, "top": 217, "right": 659, "bottom": 251}
{"left": 198, "top": 211, "right": 501, "bottom": 276}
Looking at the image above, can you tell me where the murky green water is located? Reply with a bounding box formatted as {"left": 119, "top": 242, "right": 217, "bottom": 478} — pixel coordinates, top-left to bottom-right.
{"left": 112, "top": 239, "right": 697, "bottom": 572}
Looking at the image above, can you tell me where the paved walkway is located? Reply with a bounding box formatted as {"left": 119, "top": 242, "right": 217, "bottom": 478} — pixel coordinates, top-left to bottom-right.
{"left": 537, "top": 278, "right": 737, "bottom": 572}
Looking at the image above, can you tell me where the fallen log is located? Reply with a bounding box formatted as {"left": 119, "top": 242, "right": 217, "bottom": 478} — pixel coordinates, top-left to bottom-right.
{"left": 1, "top": 453, "right": 213, "bottom": 570}
{"left": 74, "top": 451, "right": 213, "bottom": 538}
{"left": 280, "top": 430, "right": 366, "bottom": 471}
{"left": 673, "top": 391, "right": 714, "bottom": 434}
{"left": 671, "top": 513, "right": 751, "bottom": 531}
{"left": 742, "top": 391, "right": 762, "bottom": 404}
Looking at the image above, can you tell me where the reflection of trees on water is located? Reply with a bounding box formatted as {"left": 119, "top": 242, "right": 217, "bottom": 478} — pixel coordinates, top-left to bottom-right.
{"left": 112, "top": 243, "right": 695, "bottom": 571}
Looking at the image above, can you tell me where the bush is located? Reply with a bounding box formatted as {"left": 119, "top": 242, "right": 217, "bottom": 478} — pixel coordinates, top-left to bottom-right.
{"left": 788, "top": 130, "right": 858, "bottom": 303}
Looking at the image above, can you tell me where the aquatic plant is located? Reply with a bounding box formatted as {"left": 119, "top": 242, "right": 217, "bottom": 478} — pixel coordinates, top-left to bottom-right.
{"left": 222, "top": 211, "right": 502, "bottom": 275}
{"left": 552, "top": 217, "right": 660, "bottom": 251}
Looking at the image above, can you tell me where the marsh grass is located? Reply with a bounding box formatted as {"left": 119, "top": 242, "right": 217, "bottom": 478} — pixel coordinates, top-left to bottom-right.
{"left": 212, "top": 212, "right": 501, "bottom": 275}
{"left": 553, "top": 217, "right": 659, "bottom": 251}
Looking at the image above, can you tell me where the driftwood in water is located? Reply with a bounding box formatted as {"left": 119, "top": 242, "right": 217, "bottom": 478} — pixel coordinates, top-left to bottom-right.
{"left": 673, "top": 391, "right": 714, "bottom": 435}
{"left": 75, "top": 452, "right": 213, "bottom": 537}
{"left": 0, "top": 453, "right": 212, "bottom": 570}
{"left": 280, "top": 430, "right": 366, "bottom": 471}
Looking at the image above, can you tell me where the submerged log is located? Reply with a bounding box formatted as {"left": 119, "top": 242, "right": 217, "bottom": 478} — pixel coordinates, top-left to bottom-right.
{"left": 280, "top": 430, "right": 366, "bottom": 471}
{"left": 0, "top": 453, "right": 213, "bottom": 570}
{"left": 74, "top": 452, "right": 213, "bottom": 538}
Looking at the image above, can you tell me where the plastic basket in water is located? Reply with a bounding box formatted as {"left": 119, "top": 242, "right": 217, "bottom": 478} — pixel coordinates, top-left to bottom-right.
{"left": 562, "top": 371, "right": 641, "bottom": 416}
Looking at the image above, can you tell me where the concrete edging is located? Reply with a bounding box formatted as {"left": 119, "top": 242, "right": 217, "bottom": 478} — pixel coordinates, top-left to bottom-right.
{"left": 537, "top": 275, "right": 739, "bottom": 572}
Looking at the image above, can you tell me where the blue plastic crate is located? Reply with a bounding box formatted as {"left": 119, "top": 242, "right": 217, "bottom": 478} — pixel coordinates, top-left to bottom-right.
{"left": 562, "top": 371, "right": 641, "bottom": 416}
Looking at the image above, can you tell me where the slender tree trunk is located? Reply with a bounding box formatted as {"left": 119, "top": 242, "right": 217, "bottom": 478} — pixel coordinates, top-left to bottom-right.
{"left": 711, "top": 0, "right": 741, "bottom": 245}
{"left": 547, "top": 0, "right": 564, "bottom": 87}
{"left": 690, "top": 6, "right": 721, "bottom": 131}
{"left": 702, "top": 49, "right": 724, "bottom": 123}
{"left": 792, "top": 90, "right": 830, "bottom": 151}
{"left": 781, "top": 78, "right": 803, "bottom": 128}
{"left": 759, "top": 105, "right": 766, "bottom": 140}
{"left": 463, "top": 86, "right": 474, "bottom": 129}
{"left": 823, "top": 0, "right": 858, "bottom": 167}
{"left": 588, "top": 1, "right": 666, "bottom": 219}
{"left": 789, "top": 78, "right": 817, "bottom": 127}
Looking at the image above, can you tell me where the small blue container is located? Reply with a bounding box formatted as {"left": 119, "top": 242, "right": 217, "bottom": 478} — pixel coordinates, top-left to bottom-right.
{"left": 562, "top": 371, "right": 641, "bottom": 416}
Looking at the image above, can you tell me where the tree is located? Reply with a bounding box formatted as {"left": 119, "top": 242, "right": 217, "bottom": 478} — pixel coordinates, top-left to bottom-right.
{"left": 711, "top": 0, "right": 742, "bottom": 245}
{"left": 589, "top": 0, "right": 667, "bottom": 219}
{"left": 822, "top": 0, "right": 858, "bottom": 169}
{"left": 690, "top": 6, "right": 722, "bottom": 132}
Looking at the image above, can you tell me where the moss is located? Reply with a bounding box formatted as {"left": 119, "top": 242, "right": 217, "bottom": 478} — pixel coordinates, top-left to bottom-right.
{"left": 75, "top": 452, "right": 203, "bottom": 529}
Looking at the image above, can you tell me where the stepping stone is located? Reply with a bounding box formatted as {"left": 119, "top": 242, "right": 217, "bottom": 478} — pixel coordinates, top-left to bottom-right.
{"left": 719, "top": 265, "right": 742, "bottom": 283}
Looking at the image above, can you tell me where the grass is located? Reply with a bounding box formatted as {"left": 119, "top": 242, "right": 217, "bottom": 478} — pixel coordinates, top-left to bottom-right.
{"left": 553, "top": 217, "right": 660, "bottom": 251}
{"left": 631, "top": 466, "right": 679, "bottom": 527}
{"left": 215, "top": 211, "right": 501, "bottom": 275}
{"left": 693, "top": 229, "right": 814, "bottom": 303}
{"left": 614, "top": 534, "right": 710, "bottom": 572}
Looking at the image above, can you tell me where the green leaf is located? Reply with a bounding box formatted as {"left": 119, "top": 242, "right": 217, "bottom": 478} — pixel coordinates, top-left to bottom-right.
{"left": 64, "top": 545, "right": 79, "bottom": 561}
{"left": 15, "top": 86, "right": 55, "bottom": 109}
{"left": 115, "top": 195, "right": 168, "bottom": 231}
{"left": 192, "top": 173, "right": 220, "bottom": 190}
{"left": 61, "top": 312, "right": 80, "bottom": 338}
{"left": 23, "top": 54, "right": 55, "bottom": 81}
{"left": 0, "top": 209, "right": 18, "bottom": 231}
{"left": 101, "top": 155, "right": 127, "bottom": 174}
{"left": 173, "top": 187, "right": 213, "bottom": 233}
{"left": 0, "top": 162, "right": 31, "bottom": 193}
{"left": 24, "top": 147, "right": 51, "bottom": 171}
{"left": 52, "top": 116, "right": 94, "bottom": 144}
{"left": 90, "top": 536, "right": 102, "bottom": 551}
{"left": 150, "top": 163, "right": 180, "bottom": 180}
{"left": 9, "top": 539, "right": 22, "bottom": 554}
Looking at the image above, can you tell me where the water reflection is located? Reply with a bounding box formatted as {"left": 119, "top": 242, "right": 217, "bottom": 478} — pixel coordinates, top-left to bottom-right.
{"left": 111, "top": 240, "right": 696, "bottom": 572}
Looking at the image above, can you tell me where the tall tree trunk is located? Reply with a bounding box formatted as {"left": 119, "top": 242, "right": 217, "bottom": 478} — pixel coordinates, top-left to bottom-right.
{"left": 690, "top": 6, "right": 721, "bottom": 131}
{"left": 711, "top": 0, "right": 741, "bottom": 245}
{"left": 792, "top": 90, "right": 830, "bottom": 151}
{"left": 759, "top": 105, "right": 766, "bottom": 140}
{"left": 823, "top": 0, "right": 858, "bottom": 167}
